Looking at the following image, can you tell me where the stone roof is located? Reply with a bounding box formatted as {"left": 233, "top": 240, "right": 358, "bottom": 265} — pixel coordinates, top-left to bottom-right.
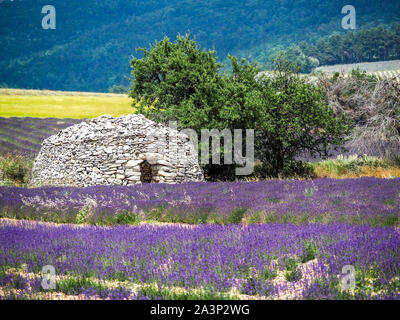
{"left": 32, "top": 114, "right": 204, "bottom": 186}
{"left": 46, "top": 114, "right": 187, "bottom": 144}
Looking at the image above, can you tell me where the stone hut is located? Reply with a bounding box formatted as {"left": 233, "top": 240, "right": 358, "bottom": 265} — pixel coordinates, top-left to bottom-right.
{"left": 32, "top": 114, "right": 204, "bottom": 186}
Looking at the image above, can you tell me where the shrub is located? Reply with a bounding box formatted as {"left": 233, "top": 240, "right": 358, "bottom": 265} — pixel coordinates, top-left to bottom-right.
{"left": 282, "top": 160, "right": 315, "bottom": 179}
{"left": 321, "top": 71, "right": 400, "bottom": 158}
{"left": 0, "top": 153, "right": 33, "bottom": 185}
{"left": 283, "top": 257, "right": 302, "bottom": 282}
{"left": 300, "top": 240, "right": 319, "bottom": 263}
{"left": 312, "top": 154, "right": 399, "bottom": 178}
{"left": 75, "top": 200, "right": 97, "bottom": 224}
{"left": 227, "top": 207, "right": 247, "bottom": 224}
{"left": 252, "top": 160, "right": 315, "bottom": 179}
{"left": 254, "top": 57, "right": 351, "bottom": 176}
{"left": 113, "top": 211, "right": 142, "bottom": 225}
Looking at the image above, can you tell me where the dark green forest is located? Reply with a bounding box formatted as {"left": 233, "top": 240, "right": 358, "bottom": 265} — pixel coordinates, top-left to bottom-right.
{"left": 1, "top": 0, "right": 399, "bottom": 92}
{"left": 275, "top": 24, "right": 400, "bottom": 73}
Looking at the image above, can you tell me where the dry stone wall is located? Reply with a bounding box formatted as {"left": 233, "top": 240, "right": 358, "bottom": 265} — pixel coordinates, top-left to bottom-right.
{"left": 32, "top": 114, "right": 204, "bottom": 186}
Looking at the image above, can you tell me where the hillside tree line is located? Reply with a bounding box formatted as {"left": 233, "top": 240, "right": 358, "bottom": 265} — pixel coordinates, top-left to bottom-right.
{"left": 275, "top": 24, "right": 400, "bottom": 73}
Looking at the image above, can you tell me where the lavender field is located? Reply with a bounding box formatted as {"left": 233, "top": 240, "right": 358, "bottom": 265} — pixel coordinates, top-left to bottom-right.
{"left": 0, "top": 219, "right": 399, "bottom": 300}
{"left": 0, "top": 178, "right": 399, "bottom": 227}
{"left": 0, "top": 117, "right": 81, "bottom": 157}
{"left": 1, "top": 177, "right": 399, "bottom": 300}
{"left": 1, "top": 0, "right": 400, "bottom": 304}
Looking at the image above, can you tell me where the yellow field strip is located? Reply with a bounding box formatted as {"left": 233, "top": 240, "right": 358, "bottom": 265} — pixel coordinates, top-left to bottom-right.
{"left": 0, "top": 88, "right": 127, "bottom": 97}
{"left": 0, "top": 94, "right": 133, "bottom": 118}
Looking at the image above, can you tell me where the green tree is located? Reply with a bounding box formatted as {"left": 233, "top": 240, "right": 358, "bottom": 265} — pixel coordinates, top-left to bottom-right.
{"left": 269, "top": 45, "right": 319, "bottom": 74}
{"left": 129, "top": 33, "right": 224, "bottom": 128}
{"left": 253, "top": 58, "right": 351, "bottom": 176}
{"left": 109, "top": 84, "right": 129, "bottom": 93}
{"left": 130, "top": 35, "right": 350, "bottom": 178}
{"left": 129, "top": 34, "right": 261, "bottom": 179}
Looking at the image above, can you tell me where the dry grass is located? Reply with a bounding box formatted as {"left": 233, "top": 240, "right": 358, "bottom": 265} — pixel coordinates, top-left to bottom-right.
{"left": 314, "top": 165, "right": 400, "bottom": 179}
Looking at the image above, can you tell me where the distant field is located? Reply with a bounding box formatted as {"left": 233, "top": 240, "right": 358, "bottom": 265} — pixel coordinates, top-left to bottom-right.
{"left": 261, "top": 60, "right": 400, "bottom": 82}
{"left": 0, "top": 117, "right": 81, "bottom": 156}
{"left": 315, "top": 60, "right": 400, "bottom": 78}
{"left": 0, "top": 89, "right": 133, "bottom": 118}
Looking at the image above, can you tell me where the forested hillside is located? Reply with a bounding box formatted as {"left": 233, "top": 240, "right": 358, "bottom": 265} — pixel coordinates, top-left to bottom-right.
{"left": 275, "top": 25, "right": 400, "bottom": 72}
{"left": 1, "top": 0, "right": 399, "bottom": 92}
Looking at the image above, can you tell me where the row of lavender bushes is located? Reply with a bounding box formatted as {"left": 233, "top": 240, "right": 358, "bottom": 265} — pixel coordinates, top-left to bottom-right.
{"left": 0, "top": 117, "right": 81, "bottom": 157}
{"left": 0, "top": 153, "right": 33, "bottom": 186}
{"left": 1, "top": 220, "right": 399, "bottom": 299}
{"left": 1, "top": 178, "right": 399, "bottom": 227}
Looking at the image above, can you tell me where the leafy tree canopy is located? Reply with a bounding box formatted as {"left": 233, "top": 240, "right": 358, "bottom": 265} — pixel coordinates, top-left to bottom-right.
{"left": 254, "top": 58, "right": 351, "bottom": 176}
{"left": 130, "top": 35, "right": 351, "bottom": 178}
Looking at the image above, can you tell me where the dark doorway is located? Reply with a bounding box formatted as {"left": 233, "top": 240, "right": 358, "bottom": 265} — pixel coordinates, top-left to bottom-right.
{"left": 140, "top": 160, "right": 152, "bottom": 183}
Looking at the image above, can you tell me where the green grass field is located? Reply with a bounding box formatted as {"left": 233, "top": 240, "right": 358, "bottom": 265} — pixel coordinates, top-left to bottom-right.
{"left": 0, "top": 89, "right": 133, "bottom": 118}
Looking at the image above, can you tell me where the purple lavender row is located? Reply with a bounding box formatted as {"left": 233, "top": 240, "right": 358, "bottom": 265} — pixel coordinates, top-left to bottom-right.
{"left": 1, "top": 178, "right": 398, "bottom": 226}
{"left": 0, "top": 123, "right": 52, "bottom": 140}
{"left": 0, "top": 132, "right": 42, "bottom": 150}
{"left": 0, "top": 220, "right": 399, "bottom": 299}
{"left": 0, "top": 117, "right": 80, "bottom": 131}
{"left": 0, "top": 119, "right": 78, "bottom": 137}
{"left": 0, "top": 140, "right": 36, "bottom": 156}
{"left": 0, "top": 126, "right": 48, "bottom": 142}
{"left": 0, "top": 273, "right": 154, "bottom": 300}
{"left": 0, "top": 117, "right": 81, "bottom": 125}
{"left": 0, "top": 117, "right": 82, "bottom": 158}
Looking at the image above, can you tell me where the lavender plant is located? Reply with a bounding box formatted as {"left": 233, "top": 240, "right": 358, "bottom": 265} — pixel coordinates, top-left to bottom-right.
{"left": 0, "top": 178, "right": 398, "bottom": 227}
{"left": 0, "top": 220, "right": 398, "bottom": 300}
{"left": 0, "top": 117, "right": 81, "bottom": 158}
